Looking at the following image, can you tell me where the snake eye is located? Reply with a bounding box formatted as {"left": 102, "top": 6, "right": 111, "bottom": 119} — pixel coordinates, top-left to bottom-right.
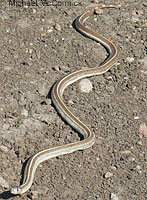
{"left": 10, "top": 186, "right": 21, "bottom": 194}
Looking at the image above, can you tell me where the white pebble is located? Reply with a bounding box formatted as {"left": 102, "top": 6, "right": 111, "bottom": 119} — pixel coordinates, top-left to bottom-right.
{"left": 36, "top": 186, "right": 49, "bottom": 194}
{"left": 126, "top": 57, "right": 135, "bottom": 63}
{"left": 0, "top": 145, "right": 8, "bottom": 153}
{"left": 111, "top": 166, "right": 117, "bottom": 171}
{"left": 139, "top": 123, "right": 147, "bottom": 137}
{"left": 105, "top": 172, "right": 113, "bottom": 178}
{"left": 38, "top": 86, "right": 48, "bottom": 97}
{"left": 32, "top": 9, "right": 37, "bottom": 14}
{"left": 68, "top": 99, "right": 74, "bottom": 104}
{"left": 134, "top": 116, "right": 140, "bottom": 119}
{"left": 47, "top": 28, "right": 53, "bottom": 33}
{"left": 139, "top": 56, "right": 147, "bottom": 66}
{"left": 60, "top": 65, "right": 69, "bottom": 71}
{"left": 3, "top": 123, "right": 10, "bottom": 130}
{"left": 135, "top": 165, "right": 141, "bottom": 170}
{"left": 120, "top": 150, "right": 131, "bottom": 154}
{"left": 79, "top": 78, "right": 93, "bottom": 93}
{"left": 137, "top": 141, "right": 143, "bottom": 146}
{"left": 21, "top": 109, "right": 28, "bottom": 117}
{"left": 0, "top": 177, "right": 9, "bottom": 189}
{"left": 31, "top": 190, "right": 38, "bottom": 199}
{"left": 3, "top": 66, "right": 12, "bottom": 71}
{"left": 111, "top": 193, "right": 119, "bottom": 200}
{"left": 33, "top": 113, "right": 56, "bottom": 125}
{"left": 53, "top": 65, "right": 60, "bottom": 72}
{"left": 54, "top": 23, "right": 61, "bottom": 31}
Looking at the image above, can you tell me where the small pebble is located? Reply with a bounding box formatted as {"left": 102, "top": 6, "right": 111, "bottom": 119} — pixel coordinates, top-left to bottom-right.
{"left": 3, "top": 123, "right": 10, "bottom": 130}
{"left": 60, "top": 65, "right": 69, "bottom": 71}
{"left": 33, "top": 113, "right": 56, "bottom": 125}
{"left": 79, "top": 78, "right": 93, "bottom": 93}
{"left": 45, "top": 99, "right": 52, "bottom": 105}
{"left": 78, "top": 51, "right": 83, "bottom": 56}
{"left": 0, "top": 177, "right": 9, "bottom": 189}
{"left": 19, "top": 95, "right": 27, "bottom": 106}
{"left": 139, "top": 56, "right": 147, "bottom": 66}
{"left": 41, "top": 33, "right": 46, "bottom": 37}
{"left": 111, "top": 193, "right": 119, "bottom": 200}
{"left": 130, "top": 157, "right": 135, "bottom": 162}
{"left": 0, "top": 145, "right": 8, "bottom": 153}
{"left": 54, "top": 23, "right": 61, "bottom": 31}
{"left": 32, "top": 9, "right": 37, "bottom": 14}
{"left": 139, "top": 123, "right": 147, "bottom": 137}
{"left": 68, "top": 99, "right": 74, "bottom": 104}
{"left": 120, "top": 150, "right": 131, "bottom": 154}
{"left": 105, "top": 172, "right": 113, "bottom": 178}
{"left": 53, "top": 65, "right": 60, "bottom": 72}
{"left": 111, "top": 166, "right": 117, "bottom": 171}
{"left": 131, "top": 10, "right": 137, "bottom": 16}
{"left": 46, "top": 19, "right": 53, "bottom": 24}
{"left": 137, "top": 141, "right": 143, "bottom": 146}
{"left": 21, "top": 109, "right": 28, "bottom": 117}
{"left": 27, "top": 60, "right": 33, "bottom": 67}
{"left": 105, "top": 75, "right": 113, "bottom": 80}
{"left": 29, "top": 49, "right": 33, "bottom": 54}
{"left": 36, "top": 186, "right": 48, "bottom": 194}
{"left": 3, "top": 66, "right": 13, "bottom": 71}
{"left": 31, "top": 190, "right": 38, "bottom": 199}
{"left": 95, "top": 8, "right": 103, "bottom": 15}
{"left": 132, "top": 16, "right": 139, "bottom": 22}
{"left": 126, "top": 57, "right": 135, "bottom": 63}
{"left": 134, "top": 116, "right": 140, "bottom": 119}
{"left": 135, "top": 165, "right": 141, "bottom": 170}
{"left": 47, "top": 28, "right": 53, "bottom": 33}
{"left": 137, "top": 10, "right": 144, "bottom": 15}
{"left": 38, "top": 86, "right": 48, "bottom": 97}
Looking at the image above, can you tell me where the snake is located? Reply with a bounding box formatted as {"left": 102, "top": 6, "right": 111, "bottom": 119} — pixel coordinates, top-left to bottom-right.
{"left": 10, "top": 4, "right": 123, "bottom": 195}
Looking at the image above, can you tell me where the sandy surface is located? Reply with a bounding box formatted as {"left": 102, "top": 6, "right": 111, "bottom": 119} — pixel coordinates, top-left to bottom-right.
{"left": 0, "top": 0, "right": 146, "bottom": 199}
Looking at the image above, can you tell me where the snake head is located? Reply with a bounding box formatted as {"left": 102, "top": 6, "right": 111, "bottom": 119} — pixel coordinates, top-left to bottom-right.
{"left": 10, "top": 186, "right": 21, "bottom": 195}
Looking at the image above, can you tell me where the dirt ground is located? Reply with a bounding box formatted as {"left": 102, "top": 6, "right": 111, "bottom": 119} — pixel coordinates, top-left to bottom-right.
{"left": 0, "top": 0, "right": 146, "bottom": 199}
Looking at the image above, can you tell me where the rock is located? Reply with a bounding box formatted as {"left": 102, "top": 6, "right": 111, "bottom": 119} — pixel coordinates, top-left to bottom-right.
{"left": 137, "top": 141, "right": 143, "bottom": 146}
{"left": 31, "top": 190, "right": 38, "bottom": 199}
{"left": 38, "top": 85, "right": 48, "bottom": 97}
{"left": 21, "top": 109, "right": 28, "bottom": 117}
{"left": 134, "top": 116, "right": 140, "bottom": 119}
{"left": 135, "top": 165, "right": 141, "bottom": 170}
{"left": 0, "top": 145, "right": 8, "bottom": 153}
{"left": 36, "top": 186, "right": 49, "bottom": 194}
{"left": 126, "top": 57, "right": 135, "bottom": 63}
{"left": 19, "top": 95, "right": 27, "bottom": 106}
{"left": 68, "top": 99, "right": 74, "bottom": 104}
{"left": 54, "top": 23, "right": 61, "bottom": 31}
{"left": 79, "top": 78, "right": 93, "bottom": 93}
{"left": 139, "top": 123, "right": 147, "bottom": 137}
{"left": 120, "top": 150, "right": 131, "bottom": 154}
{"left": 33, "top": 113, "right": 56, "bottom": 125}
{"left": 111, "top": 193, "right": 119, "bottom": 200}
{"left": 105, "top": 172, "right": 113, "bottom": 178}
{"left": 0, "top": 177, "right": 9, "bottom": 189}
{"left": 53, "top": 65, "right": 60, "bottom": 72}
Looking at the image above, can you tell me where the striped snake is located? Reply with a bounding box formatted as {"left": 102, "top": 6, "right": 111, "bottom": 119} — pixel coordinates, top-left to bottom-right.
{"left": 11, "top": 4, "right": 123, "bottom": 195}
